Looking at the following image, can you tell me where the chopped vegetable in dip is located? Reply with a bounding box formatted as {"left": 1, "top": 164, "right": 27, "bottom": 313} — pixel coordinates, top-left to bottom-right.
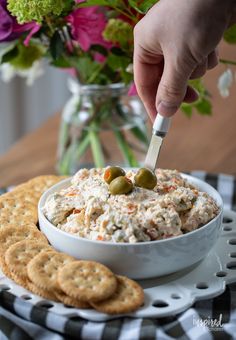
{"left": 43, "top": 168, "right": 219, "bottom": 243}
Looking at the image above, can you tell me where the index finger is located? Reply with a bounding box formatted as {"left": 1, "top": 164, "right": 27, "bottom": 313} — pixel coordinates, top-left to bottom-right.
{"left": 133, "top": 44, "right": 163, "bottom": 121}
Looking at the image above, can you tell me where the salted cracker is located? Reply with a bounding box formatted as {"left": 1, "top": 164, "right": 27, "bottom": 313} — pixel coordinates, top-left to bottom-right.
{"left": 25, "top": 175, "right": 68, "bottom": 199}
{"left": 54, "top": 290, "right": 90, "bottom": 309}
{"left": 27, "top": 250, "right": 74, "bottom": 291}
{"left": 91, "top": 275, "right": 144, "bottom": 315}
{"left": 5, "top": 239, "right": 52, "bottom": 281}
{"left": 0, "top": 197, "right": 38, "bottom": 228}
{"left": 0, "top": 224, "right": 48, "bottom": 259}
{"left": 27, "top": 281, "right": 59, "bottom": 301}
{"left": 0, "top": 257, "right": 14, "bottom": 280}
{"left": 58, "top": 261, "right": 117, "bottom": 302}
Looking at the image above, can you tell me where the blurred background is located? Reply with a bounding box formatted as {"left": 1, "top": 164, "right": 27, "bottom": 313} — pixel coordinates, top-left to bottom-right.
{"left": 0, "top": 41, "right": 235, "bottom": 176}
{"left": 0, "top": 64, "right": 69, "bottom": 155}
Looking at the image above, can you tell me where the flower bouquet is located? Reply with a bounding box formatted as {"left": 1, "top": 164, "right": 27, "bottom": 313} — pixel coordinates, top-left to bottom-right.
{"left": 1, "top": 0, "right": 236, "bottom": 173}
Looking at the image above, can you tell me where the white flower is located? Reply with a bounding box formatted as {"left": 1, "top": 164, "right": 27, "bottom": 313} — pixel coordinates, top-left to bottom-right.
{"left": 126, "top": 63, "right": 133, "bottom": 74}
{"left": 0, "top": 60, "right": 44, "bottom": 86}
{"left": 0, "top": 63, "right": 16, "bottom": 82}
{"left": 18, "top": 60, "right": 44, "bottom": 86}
{"left": 217, "top": 69, "right": 233, "bottom": 97}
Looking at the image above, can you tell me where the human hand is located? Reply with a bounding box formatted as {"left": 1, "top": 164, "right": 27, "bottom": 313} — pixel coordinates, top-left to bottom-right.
{"left": 134, "top": 0, "right": 236, "bottom": 119}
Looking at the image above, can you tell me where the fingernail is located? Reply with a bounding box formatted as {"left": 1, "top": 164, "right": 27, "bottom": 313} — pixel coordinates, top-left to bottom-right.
{"left": 157, "top": 102, "right": 178, "bottom": 116}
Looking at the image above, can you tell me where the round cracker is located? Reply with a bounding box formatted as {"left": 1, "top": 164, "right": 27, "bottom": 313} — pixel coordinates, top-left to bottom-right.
{"left": 25, "top": 175, "right": 68, "bottom": 198}
{"left": 9, "top": 270, "right": 57, "bottom": 302}
{"left": 10, "top": 271, "right": 31, "bottom": 289}
{"left": 0, "top": 189, "right": 39, "bottom": 207}
{"left": 5, "top": 240, "right": 52, "bottom": 280}
{"left": 58, "top": 261, "right": 117, "bottom": 302}
{"left": 27, "top": 281, "right": 59, "bottom": 302}
{"left": 0, "top": 257, "right": 14, "bottom": 280}
{"left": 54, "top": 290, "right": 91, "bottom": 309}
{"left": 0, "top": 176, "right": 67, "bottom": 212}
{"left": 27, "top": 250, "right": 74, "bottom": 291}
{"left": 0, "top": 197, "right": 38, "bottom": 228}
{"left": 0, "top": 224, "right": 48, "bottom": 258}
{"left": 91, "top": 275, "right": 144, "bottom": 315}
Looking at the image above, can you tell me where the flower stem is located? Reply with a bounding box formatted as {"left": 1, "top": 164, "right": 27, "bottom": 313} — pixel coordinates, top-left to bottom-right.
{"left": 113, "top": 128, "right": 139, "bottom": 167}
{"left": 87, "top": 63, "right": 105, "bottom": 84}
{"left": 57, "top": 143, "right": 75, "bottom": 175}
{"left": 219, "top": 58, "right": 236, "bottom": 66}
{"left": 111, "top": 6, "right": 138, "bottom": 23}
{"left": 45, "top": 16, "right": 54, "bottom": 35}
{"left": 88, "top": 125, "right": 105, "bottom": 168}
{"left": 74, "top": 132, "right": 91, "bottom": 162}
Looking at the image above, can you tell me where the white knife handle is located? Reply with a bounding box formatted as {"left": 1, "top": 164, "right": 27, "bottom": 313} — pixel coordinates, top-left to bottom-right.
{"left": 153, "top": 114, "right": 171, "bottom": 136}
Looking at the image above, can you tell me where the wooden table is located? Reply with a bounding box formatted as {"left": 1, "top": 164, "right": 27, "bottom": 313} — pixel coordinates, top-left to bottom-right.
{"left": 0, "top": 43, "right": 236, "bottom": 187}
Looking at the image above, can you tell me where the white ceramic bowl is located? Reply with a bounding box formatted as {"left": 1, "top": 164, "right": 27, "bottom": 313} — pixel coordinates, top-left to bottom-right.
{"left": 38, "top": 173, "right": 223, "bottom": 279}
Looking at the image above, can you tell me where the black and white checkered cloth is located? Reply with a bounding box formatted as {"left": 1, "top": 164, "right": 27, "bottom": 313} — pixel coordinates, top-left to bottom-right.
{"left": 0, "top": 171, "right": 236, "bottom": 340}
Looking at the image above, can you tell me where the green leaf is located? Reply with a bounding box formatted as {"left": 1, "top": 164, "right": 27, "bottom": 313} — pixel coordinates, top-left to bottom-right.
{"left": 107, "top": 53, "right": 130, "bottom": 71}
{"left": 50, "top": 31, "right": 64, "bottom": 60}
{"left": 188, "top": 78, "right": 206, "bottom": 96}
{"left": 194, "top": 98, "right": 212, "bottom": 115}
{"left": 103, "top": 19, "right": 133, "bottom": 49}
{"left": 139, "top": 0, "right": 158, "bottom": 12}
{"left": 91, "top": 44, "right": 108, "bottom": 56}
{"left": 61, "top": 0, "right": 75, "bottom": 15}
{"left": 77, "top": 0, "right": 121, "bottom": 7}
{"left": 110, "top": 47, "right": 126, "bottom": 56}
{"left": 128, "top": 0, "right": 157, "bottom": 13}
{"left": 0, "top": 42, "right": 17, "bottom": 64}
{"left": 1, "top": 46, "right": 19, "bottom": 64}
{"left": 106, "top": 0, "right": 121, "bottom": 6}
{"left": 75, "top": 57, "right": 102, "bottom": 83}
{"left": 181, "top": 103, "right": 192, "bottom": 117}
{"left": 128, "top": 0, "right": 144, "bottom": 13}
{"left": 106, "top": 9, "right": 119, "bottom": 19}
{"left": 77, "top": 0, "right": 108, "bottom": 7}
{"left": 51, "top": 55, "right": 71, "bottom": 68}
{"left": 120, "top": 69, "right": 133, "bottom": 84}
{"left": 9, "top": 43, "right": 44, "bottom": 70}
{"left": 224, "top": 24, "right": 236, "bottom": 44}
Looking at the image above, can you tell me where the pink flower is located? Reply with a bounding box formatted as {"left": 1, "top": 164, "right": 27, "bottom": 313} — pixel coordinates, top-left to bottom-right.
{"left": 66, "top": 6, "right": 110, "bottom": 51}
{"left": 94, "top": 52, "right": 106, "bottom": 63}
{"left": 23, "top": 23, "right": 41, "bottom": 46}
{"left": 128, "top": 82, "right": 138, "bottom": 96}
{"left": 63, "top": 68, "right": 78, "bottom": 78}
{"left": 0, "top": 0, "right": 40, "bottom": 43}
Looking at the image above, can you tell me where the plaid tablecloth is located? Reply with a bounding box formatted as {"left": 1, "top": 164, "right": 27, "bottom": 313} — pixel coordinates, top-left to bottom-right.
{"left": 0, "top": 171, "right": 236, "bottom": 340}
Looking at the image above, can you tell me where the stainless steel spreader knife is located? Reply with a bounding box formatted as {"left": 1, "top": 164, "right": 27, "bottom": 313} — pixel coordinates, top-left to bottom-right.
{"left": 144, "top": 114, "right": 171, "bottom": 171}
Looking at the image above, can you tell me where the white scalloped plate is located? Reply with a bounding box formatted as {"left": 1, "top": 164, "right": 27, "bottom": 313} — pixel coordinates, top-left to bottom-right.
{"left": 1, "top": 209, "right": 236, "bottom": 321}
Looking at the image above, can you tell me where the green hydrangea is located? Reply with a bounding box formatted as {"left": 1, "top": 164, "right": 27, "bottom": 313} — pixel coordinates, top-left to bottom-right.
{"left": 103, "top": 19, "right": 133, "bottom": 47}
{"left": 7, "top": 0, "right": 66, "bottom": 23}
{"left": 10, "top": 43, "right": 44, "bottom": 70}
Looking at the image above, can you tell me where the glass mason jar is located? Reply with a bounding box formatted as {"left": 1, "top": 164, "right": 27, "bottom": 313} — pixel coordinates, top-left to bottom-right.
{"left": 56, "top": 80, "right": 150, "bottom": 175}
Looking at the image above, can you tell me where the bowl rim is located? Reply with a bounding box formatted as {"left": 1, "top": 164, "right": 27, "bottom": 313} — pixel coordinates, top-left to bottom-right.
{"left": 38, "top": 172, "right": 223, "bottom": 247}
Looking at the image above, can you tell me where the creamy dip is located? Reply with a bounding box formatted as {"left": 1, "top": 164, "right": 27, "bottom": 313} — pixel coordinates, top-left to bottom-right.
{"left": 43, "top": 168, "right": 219, "bottom": 243}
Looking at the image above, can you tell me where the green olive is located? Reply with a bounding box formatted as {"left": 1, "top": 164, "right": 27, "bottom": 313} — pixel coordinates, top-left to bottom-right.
{"left": 134, "top": 168, "right": 157, "bottom": 190}
{"left": 104, "top": 166, "right": 125, "bottom": 184}
{"left": 109, "top": 176, "right": 133, "bottom": 195}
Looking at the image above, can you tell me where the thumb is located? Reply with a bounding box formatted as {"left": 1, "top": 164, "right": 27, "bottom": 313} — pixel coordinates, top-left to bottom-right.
{"left": 156, "top": 56, "right": 194, "bottom": 117}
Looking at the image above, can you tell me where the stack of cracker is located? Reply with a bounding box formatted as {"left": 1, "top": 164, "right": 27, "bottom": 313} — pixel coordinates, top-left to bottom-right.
{"left": 0, "top": 176, "right": 144, "bottom": 314}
